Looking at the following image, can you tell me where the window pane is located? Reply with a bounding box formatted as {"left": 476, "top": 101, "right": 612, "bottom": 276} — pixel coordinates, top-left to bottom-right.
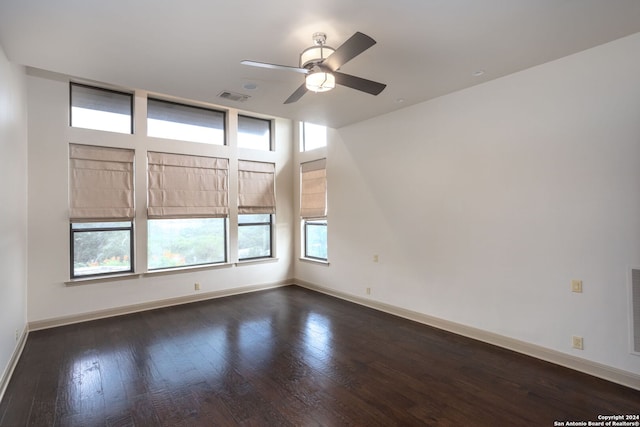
{"left": 148, "top": 218, "right": 226, "bottom": 269}
{"left": 238, "top": 214, "right": 271, "bottom": 224}
{"left": 305, "top": 220, "right": 327, "bottom": 260}
{"left": 72, "top": 223, "right": 132, "bottom": 277}
{"left": 238, "top": 224, "right": 271, "bottom": 259}
{"left": 238, "top": 115, "right": 271, "bottom": 151}
{"left": 147, "top": 98, "right": 225, "bottom": 145}
{"left": 70, "top": 84, "right": 132, "bottom": 134}
{"left": 301, "top": 122, "right": 327, "bottom": 151}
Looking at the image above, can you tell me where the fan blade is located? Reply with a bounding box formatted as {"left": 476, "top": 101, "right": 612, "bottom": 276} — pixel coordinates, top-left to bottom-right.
{"left": 333, "top": 72, "right": 386, "bottom": 96}
{"left": 241, "top": 60, "right": 308, "bottom": 74}
{"left": 323, "top": 32, "right": 376, "bottom": 72}
{"left": 284, "top": 83, "right": 308, "bottom": 104}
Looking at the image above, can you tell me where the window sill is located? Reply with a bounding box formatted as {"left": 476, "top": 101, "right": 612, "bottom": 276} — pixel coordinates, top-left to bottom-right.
{"left": 299, "top": 257, "right": 330, "bottom": 266}
{"left": 144, "top": 262, "right": 233, "bottom": 276}
{"left": 65, "top": 262, "right": 234, "bottom": 285}
{"left": 236, "top": 257, "right": 279, "bottom": 266}
{"left": 65, "top": 272, "right": 141, "bottom": 286}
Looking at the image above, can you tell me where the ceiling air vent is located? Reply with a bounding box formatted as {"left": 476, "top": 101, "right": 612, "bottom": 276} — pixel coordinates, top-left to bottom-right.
{"left": 218, "top": 91, "right": 250, "bottom": 102}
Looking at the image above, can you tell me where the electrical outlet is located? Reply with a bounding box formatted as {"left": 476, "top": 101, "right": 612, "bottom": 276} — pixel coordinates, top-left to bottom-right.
{"left": 366, "top": 287, "right": 371, "bottom": 295}
{"left": 373, "top": 254, "right": 379, "bottom": 263}
{"left": 571, "top": 279, "right": 583, "bottom": 293}
{"left": 194, "top": 282, "right": 201, "bottom": 291}
{"left": 15, "top": 329, "right": 19, "bottom": 341}
{"left": 572, "top": 336, "right": 584, "bottom": 350}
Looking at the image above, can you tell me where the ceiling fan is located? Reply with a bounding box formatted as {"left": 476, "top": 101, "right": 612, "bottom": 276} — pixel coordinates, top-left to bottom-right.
{"left": 241, "top": 32, "right": 386, "bottom": 104}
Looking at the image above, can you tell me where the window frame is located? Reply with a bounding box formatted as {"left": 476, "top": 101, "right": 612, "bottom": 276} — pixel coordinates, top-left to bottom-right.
{"left": 238, "top": 115, "right": 273, "bottom": 151}
{"left": 303, "top": 218, "right": 328, "bottom": 261}
{"left": 70, "top": 221, "right": 135, "bottom": 279}
{"left": 146, "top": 98, "right": 227, "bottom": 145}
{"left": 69, "top": 82, "right": 134, "bottom": 134}
{"left": 238, "top": 214, "right": 273, "bottom": 261}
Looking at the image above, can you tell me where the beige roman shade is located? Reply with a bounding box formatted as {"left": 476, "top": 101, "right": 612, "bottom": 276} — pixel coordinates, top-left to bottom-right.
{"left": 300, "top": 158, "right": 327, "bottom": 219}
{"left": 69, "top": 144, "right": 134, "bottom": 221}
{"left": 238, "top": 160, "right": 275, "bottom": 214}
{"left": 147, "top": 152, "right": 229, "bottom": 218}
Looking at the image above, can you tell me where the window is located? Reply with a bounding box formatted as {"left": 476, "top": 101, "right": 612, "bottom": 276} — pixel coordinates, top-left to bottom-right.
{"left": 300, "top": 159, "right": 327, "bottom": 261}
{"left": 68, "top": 144, "right": 135, "bottom": 278}
{"left": 301, "top": 122, "right": 327, "bottom": 151}
{"left": 238, "top": 214, "right": 272, "bottom": 260}
{"left": 238, "top": 160, "right": 276, "bottom": 260}
{"left": 148, "top": 218, "right": 226, "bottom": 269}
{"left": 70, "top": 83, "right": 133, "bottom": 134}
{"left": 147, "top": 152, "right": 229, "bottom": 269}
{"left": 147, "top": 98, "right": 225, "bottom": 145}
{"left": 71, "top": 222, "right": 134, "bottom": 277}
{"left": 238, "top": 115, "right": 271, "bottom": 151}
{"left": 304, "top": 219, "right": 327, "bottom": 260}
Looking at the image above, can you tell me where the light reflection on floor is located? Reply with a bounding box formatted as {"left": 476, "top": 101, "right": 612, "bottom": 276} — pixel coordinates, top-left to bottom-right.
{"left": 238, "top": 319, "right": 275, "bottom": 367}
{"left": 64, "top": 351, "right": 103, "bottom": 416}
{"left": 302, "top": 312, "right": 332, "bottom": 369}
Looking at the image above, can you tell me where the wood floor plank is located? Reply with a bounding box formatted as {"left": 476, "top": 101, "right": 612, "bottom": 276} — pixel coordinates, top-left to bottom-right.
{"left": 2, "top": 285, "right": 639, "bottom": 426}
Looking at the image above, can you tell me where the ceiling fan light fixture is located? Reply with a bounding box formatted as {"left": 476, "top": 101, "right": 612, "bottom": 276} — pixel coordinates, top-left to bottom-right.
{"left": 306, "top": 71, "right": 335, "bottom": 92}
{"left": 300, "top": 32, "right": 335, "bottom": 68}
{"left": 300, "top": 45, "right": 335, "bottom": 68}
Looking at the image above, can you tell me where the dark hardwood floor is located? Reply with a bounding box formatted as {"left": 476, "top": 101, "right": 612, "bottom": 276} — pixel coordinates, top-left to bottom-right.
{"left": 1, "top": 285, "right": 638, "bottom": 426}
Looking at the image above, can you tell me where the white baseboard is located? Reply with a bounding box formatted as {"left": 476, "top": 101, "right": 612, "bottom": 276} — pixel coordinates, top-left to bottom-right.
{"left": 295, "top": 279, "right": 640, "bottom": 391}
{"left": 29, "top": 280, "right": 293, "bottom": 331}
{"left": 0, "top": 325, "right": 28, "bottom": 404}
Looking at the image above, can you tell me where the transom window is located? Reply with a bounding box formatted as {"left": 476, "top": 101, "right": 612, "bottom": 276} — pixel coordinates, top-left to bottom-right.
{"left": 238, "top": 115, "right": 271, "bottom": 151}
{"left": 147, "top": 98, "right": 225, "bottom": 145}
{"left": 300, "top": 122, "right": 327, "bottom": 151}
{"left": 70, "top": 83, "right": 133, "bottom": 134}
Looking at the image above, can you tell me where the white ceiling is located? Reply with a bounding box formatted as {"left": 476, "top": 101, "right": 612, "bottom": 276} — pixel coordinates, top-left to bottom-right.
{"left": 1, "top": 0, "right": 639, "bottom": 128}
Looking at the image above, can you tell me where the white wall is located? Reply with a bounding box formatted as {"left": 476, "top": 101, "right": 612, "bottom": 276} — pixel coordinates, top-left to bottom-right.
{"left": 0, "top": 45, "right": 28, "bottom": 384}
{"left": 26, "top": 71, "right": 294, "bottom": 323}
{"left": 296, "top": 32, "right": 640, "bottom": 375}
